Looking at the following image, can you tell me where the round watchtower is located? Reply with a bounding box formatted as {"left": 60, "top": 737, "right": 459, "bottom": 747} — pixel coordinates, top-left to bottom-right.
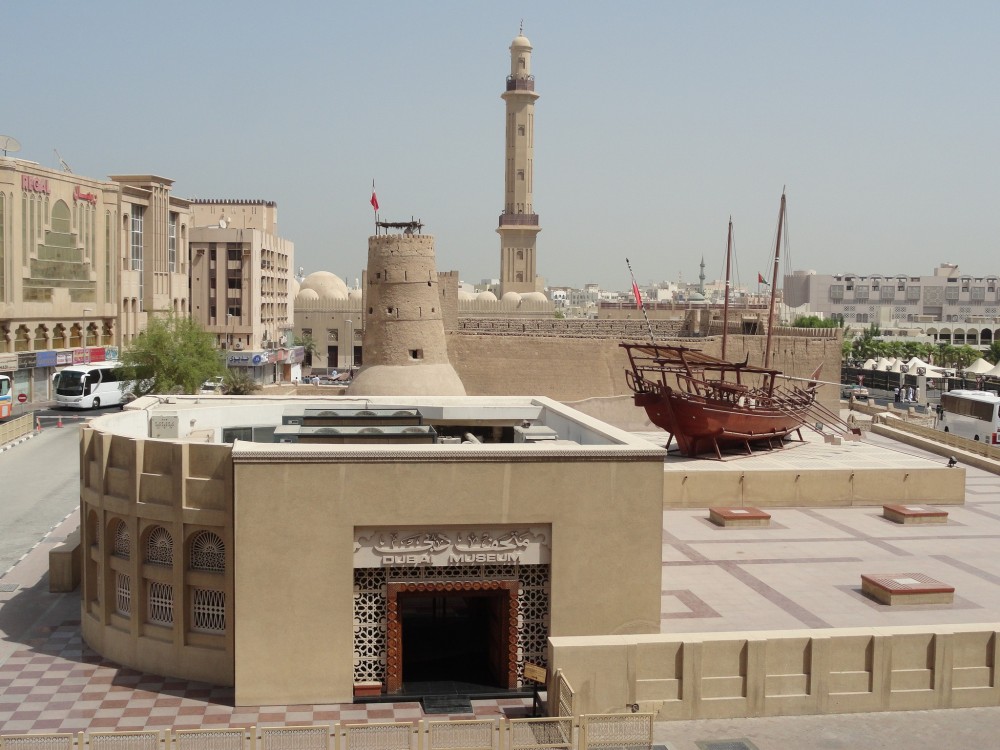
{"left": 347, "top": 228, "right": 466, "bottom": 396}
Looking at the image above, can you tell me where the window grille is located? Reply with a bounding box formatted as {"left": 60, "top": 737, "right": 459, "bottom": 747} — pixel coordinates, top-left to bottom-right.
{"left": 113, "top": 520, "right": 131, "bottom": 559}
{"left": 115, "top": 572, "right": 131, "bottom": 616}
{"left": 190, "top": 531, "right": 226, "bottom": 572}
{"left": 146, "top": 526, "right": 174, "bottom": 566}
{"left": 192, "top": 588, "right": 226, "bottom": 632}
{"left": 148, "top": 581, "right": 174, "bottom": 625}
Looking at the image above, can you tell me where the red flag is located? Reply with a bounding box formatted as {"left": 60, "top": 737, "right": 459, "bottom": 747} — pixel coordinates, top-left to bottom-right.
{"left": 757, "top": 272, "right": 769, "bottom": 285}
{"left": 370, "top": 191, "right": 379, "bottom": 211}
{"left": 631, "top": 281, "right": 643, "bottom": 309}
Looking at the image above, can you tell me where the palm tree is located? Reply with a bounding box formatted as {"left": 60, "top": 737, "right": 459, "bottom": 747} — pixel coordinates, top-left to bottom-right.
{"left": 293, "top": 333, "right": 317, "bottom": 367}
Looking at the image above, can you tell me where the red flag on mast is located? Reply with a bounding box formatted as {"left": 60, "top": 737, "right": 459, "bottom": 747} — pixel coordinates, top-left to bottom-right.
{"left": 631, "top": 280, "right": 643, "bottom": 309}
{"left": 370, "top": 190, "right": 379, "bottom": 211}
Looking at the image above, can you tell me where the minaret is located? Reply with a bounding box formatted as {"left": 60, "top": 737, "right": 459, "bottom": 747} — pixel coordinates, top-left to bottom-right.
{"left": 347, "top": 224, "right": 466, "bottom": 397}
{"left": 699, "top": 257, "right": 706, "bottom": 295}
{"left": 497, "top": 27, "right": 541, "bottom": 296}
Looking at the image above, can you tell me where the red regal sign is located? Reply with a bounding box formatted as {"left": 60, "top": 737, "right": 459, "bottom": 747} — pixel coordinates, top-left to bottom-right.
{"left": 21, "top": 174, "right": 51, "bottom": 194}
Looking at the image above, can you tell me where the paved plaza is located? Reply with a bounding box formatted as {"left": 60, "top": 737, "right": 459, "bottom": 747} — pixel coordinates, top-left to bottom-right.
{"left": 4, "top": 426, "right": 1000, "bottom": 747}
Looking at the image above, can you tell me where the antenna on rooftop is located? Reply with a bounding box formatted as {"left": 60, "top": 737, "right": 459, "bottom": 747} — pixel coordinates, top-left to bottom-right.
{"left": 54, "top": 149, "right": 72, "bottom": 172}
{"left": 0, "top": 135, "right": 21, "bottom": 157}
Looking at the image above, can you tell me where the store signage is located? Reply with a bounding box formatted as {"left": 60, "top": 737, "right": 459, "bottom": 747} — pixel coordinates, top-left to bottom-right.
{"left": 56, "top": 351, "right": 74, "bottom": 365}
{"left": 17, "top": 353, "right": 37, "bottom": 369}
{"left": 21, "top": 174, "right": 51, "bottom": 194}
{"left": 72, "top": 349, "right": 88, "bottom": 364}
{"left": 0, "top": 353, "right": 18, "bottom": 370}
{"left": 228, "top": 354, "right": 251, "bottom": 365}
{"left": 88, "top": 347, "right": 105, "bottom": 363}
{"left": 354, "top": 526, "right": 551, "bottom": 568}
{"left": 105, "top": 347, "right": 119, "bottom": 360}
{"left": 36, "top": 351, "right": 57, "bottom": 367}
{"left": 73, "top": 186, "right": 98, "bottom": 205}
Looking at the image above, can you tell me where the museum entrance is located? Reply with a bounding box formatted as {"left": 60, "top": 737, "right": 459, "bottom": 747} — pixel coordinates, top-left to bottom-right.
{"left": 386, "top": 580, "right": 518, "bottom": 694}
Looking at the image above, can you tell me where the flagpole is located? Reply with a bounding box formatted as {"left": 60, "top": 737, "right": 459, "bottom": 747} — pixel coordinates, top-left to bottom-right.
{"left": 625, "top": 257, "right": 655, "bottom": 345}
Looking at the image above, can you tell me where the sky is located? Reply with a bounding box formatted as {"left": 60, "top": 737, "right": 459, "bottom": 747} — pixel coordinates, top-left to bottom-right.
{"left": 5, "top": 1, "right": 999, "bottom": 291}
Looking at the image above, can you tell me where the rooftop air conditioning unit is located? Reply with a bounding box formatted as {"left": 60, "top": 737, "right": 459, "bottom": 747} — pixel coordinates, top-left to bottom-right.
{"left": 234, "top": 342, "right": 243, "bottom": 350}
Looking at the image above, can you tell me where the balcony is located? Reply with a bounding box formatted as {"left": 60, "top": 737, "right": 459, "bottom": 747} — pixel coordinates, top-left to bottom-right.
{"left": 505, "top": 75, "right": 535, "bottom": 92}
{"left": 499, "top": 213, "right": 539, "bottom": 227}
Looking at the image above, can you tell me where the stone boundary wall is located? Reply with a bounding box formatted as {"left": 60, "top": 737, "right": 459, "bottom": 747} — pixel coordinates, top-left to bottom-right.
{"left": 457, "top": 318, "right": 687, "bottom": 339}
{"left": 448, "top": 332, "right": 843, "bottom": 417}
{"left": 549, "top": 623, "right": 1000, "bottom": 719}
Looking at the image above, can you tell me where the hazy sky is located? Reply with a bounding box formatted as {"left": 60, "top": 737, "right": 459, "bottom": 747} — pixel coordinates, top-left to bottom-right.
{"left": 6, "top": 1, "right": 998, "bottom": 291}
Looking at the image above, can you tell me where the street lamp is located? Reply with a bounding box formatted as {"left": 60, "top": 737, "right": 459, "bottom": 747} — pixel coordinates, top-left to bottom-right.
{"left": 345, "top": 319, "right": 353, "bottom": 376}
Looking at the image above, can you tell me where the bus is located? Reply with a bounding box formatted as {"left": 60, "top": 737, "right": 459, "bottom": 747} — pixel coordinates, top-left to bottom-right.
{"left": 0, "top": 374, "right": 11, "bottom": 420}
{"left": 937, "top": 389, "right": 1000, "bottom": 444}
{"left": 55, "top": 362, "right": 127, "bottom": 409}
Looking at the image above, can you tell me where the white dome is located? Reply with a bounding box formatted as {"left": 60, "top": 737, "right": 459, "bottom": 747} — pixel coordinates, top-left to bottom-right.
{"left": 523, "top": 291, "right": 548, "bottom": 303}
{"left": 300, "top": 271, "right": 349, "bottom": 300}
{"left": 476, "top": 291, "right": 498, "bottom": 302}
{"left": 458, "top": 291, "right": 476, "bottom": 301}
{"left": 501, "top": 292, "right": 521, "bottom": 303}
{"left": 296, "top": 288, "right": 320, "bottom": 302}
{"left": 290, "top": 278, "right": 300, "bottom": 297}
{"left": 348, "top": 288, "right": 363, "bottom": 301}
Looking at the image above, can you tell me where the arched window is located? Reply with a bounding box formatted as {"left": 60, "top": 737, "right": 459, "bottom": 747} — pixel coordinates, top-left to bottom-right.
{"left": 145, "top": 526, "right": 174, "bottom": 566}
{"left": 112, "top": 520, "right": 131, "bottom": 559}
{"left": 190, "top": 531, "right": 225, "bottom": 572}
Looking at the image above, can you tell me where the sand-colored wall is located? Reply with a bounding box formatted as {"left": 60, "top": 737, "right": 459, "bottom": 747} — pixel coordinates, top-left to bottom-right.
{"left": 447, "top": 332, "right": 842, "bottom": 415}
{"left": 232, "top": 450, "right": 664, "bottom": 706}
{"left": 78, "top": 425, "right": 234, "bottom": 686}
{"left": 549, "top": 624, "right": 1000, "bottom": 718}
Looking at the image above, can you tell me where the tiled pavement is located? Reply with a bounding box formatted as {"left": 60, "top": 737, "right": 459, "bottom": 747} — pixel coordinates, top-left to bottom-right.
{"left": 5, "top": 428, "right": 1000, "bottom": 747}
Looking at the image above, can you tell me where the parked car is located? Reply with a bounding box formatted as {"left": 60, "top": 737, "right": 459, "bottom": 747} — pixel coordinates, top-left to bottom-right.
{"left": 841, "top": 385, "right": 869, "bottom": 400}
{"left": 199, "top": 376, "right": 225, "bottom": 394}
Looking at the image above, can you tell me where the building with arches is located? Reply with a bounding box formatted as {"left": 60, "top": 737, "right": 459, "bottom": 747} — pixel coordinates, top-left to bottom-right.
{"left": 78, "top": 395, "right": 664, "bottom": 705}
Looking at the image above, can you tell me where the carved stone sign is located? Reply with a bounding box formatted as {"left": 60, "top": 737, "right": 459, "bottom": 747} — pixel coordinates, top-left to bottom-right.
{"left": 150, "top": 414, "right": 179, "bottom": 439}
{"left": 354, "top": 526, "right": 551, "bottom": 568}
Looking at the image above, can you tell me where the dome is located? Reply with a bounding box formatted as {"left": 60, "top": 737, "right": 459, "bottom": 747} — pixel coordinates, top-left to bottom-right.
{"left": 501, "top": 292, "right": 521, "bottom": 304}
{"left": 296, "top": 288, "right": 320, "bottom": 302}
{"left": 458, "top": 290, "right": 476, "bottom": 301}
{"left": 348, "top": 288, "right": 363, "bottom": 301}
{"left": 523, "top": 292, "right": 548, "bottom": 303}
{"left": 290, "top": 278, "right": 300, "bottom": 298}
{"left": 476, "top": 291, "right": 498, "bottom": 302}
{"left": 512, "top": 34, "right": 531, "bottom": 49}
{"left": 688, "top": 292, "right": 706, "bottom": 302}
{"left": 300, "top": 271, "right": 348, "bottom": 300}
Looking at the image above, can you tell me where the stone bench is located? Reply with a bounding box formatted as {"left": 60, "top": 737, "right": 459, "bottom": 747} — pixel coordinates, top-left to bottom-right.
{"left": 861, "top": 573, "right": 954, "bottom": 605}
{"left": 882, "top": 504, "right": 948, "bottom": 524}
{"left": 48, "top": 529, "right": 81, "bottom": 593}
{"left": 709, "top": 507, "right": 771, "bottom": 528}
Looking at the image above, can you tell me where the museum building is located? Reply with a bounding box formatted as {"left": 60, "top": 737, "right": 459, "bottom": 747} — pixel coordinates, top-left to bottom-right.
{"left": 79, "top": 395, "right": 664, "bottom": 706}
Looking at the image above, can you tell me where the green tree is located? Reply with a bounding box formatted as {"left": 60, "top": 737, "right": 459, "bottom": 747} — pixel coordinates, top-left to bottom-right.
{"left": 293, "top": 333, "right": 317, "bottom": 366}
{"left": 851, "top": 323, "right": 884, "bottom": 360}
{"left": 955, "top": 345, "right": 981, "bottom": 370}
{"left": 792, "top": 315, "right": 838, "bottom": 328}
{"left": 986, "top": 341, "right": 1000, "bottom": 365}
{"left": 223, "top": 368, "right": 262, "bottom": 395}
{"left": 118, "top": 316, "right": 224, "bottom": 396}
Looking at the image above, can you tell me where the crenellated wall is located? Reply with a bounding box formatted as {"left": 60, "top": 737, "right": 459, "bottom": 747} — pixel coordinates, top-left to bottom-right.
{"left": 549, "top": 624, "right": 1000, "bottom": 719}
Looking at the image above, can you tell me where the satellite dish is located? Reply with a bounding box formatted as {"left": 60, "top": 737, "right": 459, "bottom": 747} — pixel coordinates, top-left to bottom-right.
{"left": 218, "top": 218, "right": 228, "bottom": 229}
{"left": 0, "top": 135, "right": 21, "bottom": 156}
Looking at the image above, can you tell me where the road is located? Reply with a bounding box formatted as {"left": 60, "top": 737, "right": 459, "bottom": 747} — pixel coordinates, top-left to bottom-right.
{"left": 0, "top": 406, "right": 117, "bottom": 576}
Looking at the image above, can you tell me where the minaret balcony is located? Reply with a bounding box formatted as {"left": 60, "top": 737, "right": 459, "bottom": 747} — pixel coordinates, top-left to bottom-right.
{"left": 505, "top": 75, "right": 535, "bottom": 92}
{"left": 499, "top": 213, "right": 539, "bottom": 227}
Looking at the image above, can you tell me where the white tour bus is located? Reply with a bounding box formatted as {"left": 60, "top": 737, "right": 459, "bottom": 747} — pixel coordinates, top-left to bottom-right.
{"left": 937, "top": 389, "right": 1000, "bottom": 443}
{"left": 55, "top": 361, "right": 127, "bottom": 409}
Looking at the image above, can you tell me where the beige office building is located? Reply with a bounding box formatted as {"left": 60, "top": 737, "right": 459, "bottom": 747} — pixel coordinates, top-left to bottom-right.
{"left": 189, "top": 200, "right": 294, "bottom": 359}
